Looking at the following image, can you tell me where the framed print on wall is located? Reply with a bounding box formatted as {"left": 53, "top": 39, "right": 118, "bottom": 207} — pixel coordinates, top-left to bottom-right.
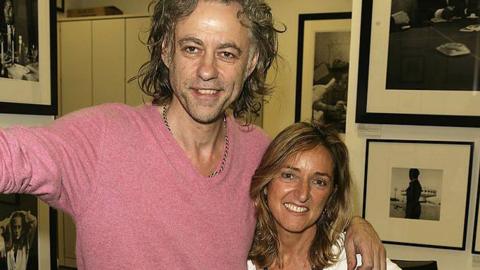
{"left": 363, "top": 139, "right": 473, "bottom": 250}
{"left": 0, "top": 194, "right": 56, "bottom": 270}
{"left": 355, "top": 0, "right": 480, "bottom": 127}
{"left": 0, "top": 0, "right": 57, "bottom": 115}
{"left": 295, "top": 13, "right": 351, "bottom": 133}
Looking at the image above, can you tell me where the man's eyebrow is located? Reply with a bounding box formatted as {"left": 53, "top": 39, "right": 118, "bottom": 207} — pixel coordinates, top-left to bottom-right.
{"left": 178, "top": 37, "right": 203, "bottom": 46}
{"left": 218, "top": 43, "right": 243, "bottom": 55}
{"left": 178, "top": 37, "right": 243, "bottom": 55}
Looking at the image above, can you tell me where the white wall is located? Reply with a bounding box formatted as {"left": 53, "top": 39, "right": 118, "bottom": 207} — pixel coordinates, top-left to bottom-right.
{"left": 263, "top": 0, "right": 480, "bottom": 269}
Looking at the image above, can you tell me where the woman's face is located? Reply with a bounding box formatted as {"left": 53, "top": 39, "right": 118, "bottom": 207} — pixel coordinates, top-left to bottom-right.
{"left": 267, "top": 146, "right": 335, "bottom": 234}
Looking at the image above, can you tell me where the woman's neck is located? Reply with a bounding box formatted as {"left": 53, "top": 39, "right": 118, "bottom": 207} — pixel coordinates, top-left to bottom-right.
{"left": 270, "top": 226, "right": 316, "bottom": 270}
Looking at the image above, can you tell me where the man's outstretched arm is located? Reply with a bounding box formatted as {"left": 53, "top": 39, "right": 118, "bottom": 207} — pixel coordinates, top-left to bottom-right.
{"left": 345, "top": 216, "right": 386, "bottom": 270}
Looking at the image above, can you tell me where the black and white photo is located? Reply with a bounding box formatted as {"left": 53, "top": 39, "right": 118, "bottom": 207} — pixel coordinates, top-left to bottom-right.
{"left": 0, "top": 195, "right": 38, "bottom": 270}
{"left": 387, "top": 0, "right": 480, "bottom": 91}
{"left": 389, "top": 167, "right": 442, "bottom": 221}
{"left": 0, "top": 0, "right": 39, "bottom": 82}
{"left": 311, "top": 31, "right": 350, "bottom": 133}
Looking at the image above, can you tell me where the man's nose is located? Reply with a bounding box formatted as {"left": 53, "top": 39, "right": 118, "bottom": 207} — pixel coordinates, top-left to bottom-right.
{"left": 197, "top": 53, "right": 218, "bottom": 81}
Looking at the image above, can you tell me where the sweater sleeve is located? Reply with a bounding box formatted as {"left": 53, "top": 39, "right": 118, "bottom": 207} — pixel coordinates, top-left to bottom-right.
{"left": 0, "top": 105, "right": 113, "bottom": 217}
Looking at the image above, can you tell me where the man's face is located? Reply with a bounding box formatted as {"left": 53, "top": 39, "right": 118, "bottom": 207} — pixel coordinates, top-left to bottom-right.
{"left": 164, "top": 0, "right": 258, "bottom": 124}
{"left": 12, "top": 216, "right": 22, "bottom": 240}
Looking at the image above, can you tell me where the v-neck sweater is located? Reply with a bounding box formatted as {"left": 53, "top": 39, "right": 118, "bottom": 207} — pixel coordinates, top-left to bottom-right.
{"left": 0, "top": 103, "right": 270, "bottom": 269}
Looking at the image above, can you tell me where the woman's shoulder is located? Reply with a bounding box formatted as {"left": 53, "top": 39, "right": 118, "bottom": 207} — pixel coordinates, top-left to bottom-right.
{"left": 247, "top": 260, "right": 258, "bottom": 270}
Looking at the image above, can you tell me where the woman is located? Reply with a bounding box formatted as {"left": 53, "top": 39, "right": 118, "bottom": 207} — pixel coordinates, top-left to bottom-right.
{"left": 248, "top": 122, "right": 399, "bottom": 269}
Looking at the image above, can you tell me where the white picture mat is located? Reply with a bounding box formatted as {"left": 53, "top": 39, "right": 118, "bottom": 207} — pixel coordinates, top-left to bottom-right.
{"left": 0, "top": 1, "right": 52, "bottom": 105}
{"left": 365, "top": 0, "right": 480, "bottom": 116}
{"left": 365, "top": 141, "right": 471, "bottom": 248}
{"left": 300, "top": 19, "right": 351, "bottom": 122}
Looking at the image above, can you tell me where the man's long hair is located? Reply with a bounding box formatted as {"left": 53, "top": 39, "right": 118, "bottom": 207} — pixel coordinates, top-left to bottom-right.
{"left": 135, "top": 0, "right": 284, "bottom": 123}
{"left": 249, "top": 122, "right": 353, "bottom": 269}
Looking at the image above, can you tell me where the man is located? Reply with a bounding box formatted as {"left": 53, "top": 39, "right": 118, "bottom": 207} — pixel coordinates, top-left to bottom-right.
{"left": 0, "top": 0, "right": 385, "bottom": 269}
{"left": 405, "top": 168, "right": 422, "bottom": 219}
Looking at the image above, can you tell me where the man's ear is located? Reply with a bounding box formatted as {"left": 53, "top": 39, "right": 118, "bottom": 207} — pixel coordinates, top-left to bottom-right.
{"left": 161, "top": 40, "right": 171, "bottom": 68}
{"left": 246, "top": 49, "right": 259, "bottom": 77}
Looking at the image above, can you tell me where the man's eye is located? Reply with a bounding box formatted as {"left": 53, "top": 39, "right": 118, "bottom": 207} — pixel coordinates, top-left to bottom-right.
{"left": 183, "top": 46, "right": 199, "bottom": 54}
{"left": 220, "top": 51, "right": 237, "bottom": 60}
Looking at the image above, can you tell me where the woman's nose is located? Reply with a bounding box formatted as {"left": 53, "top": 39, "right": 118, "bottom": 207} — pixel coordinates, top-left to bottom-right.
{"left": 295, "top": 180, "right": 311, "bottom": 203}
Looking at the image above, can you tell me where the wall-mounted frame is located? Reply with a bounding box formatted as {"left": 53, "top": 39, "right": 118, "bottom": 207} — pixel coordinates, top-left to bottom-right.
{"left": 0, "top": 0, "right": 57, "bottom": 115}
{"left": 472, "top": 169, "right": 480, "bottom": 254}
{"left": 0, "top": 194, "right": 56, "bottom": 270}
{"left": 56, "top": 0, "right": 65, "bottom": 12}
{"left": 295, "top": 13, "right": 351, "bottom": 133}
{"left": 363, "top": 139, "right": 473, "bottom": 250}
{"left": 355, "top": 0, "right": 480, "bottom": 127}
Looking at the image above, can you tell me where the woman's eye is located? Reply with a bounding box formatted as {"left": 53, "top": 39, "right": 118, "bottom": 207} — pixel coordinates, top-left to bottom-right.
{"left": 280, "top": 172, "right": 295, "bottom": 180}
{"left": 312, "top": 178, "right": 329, "bottom": 187}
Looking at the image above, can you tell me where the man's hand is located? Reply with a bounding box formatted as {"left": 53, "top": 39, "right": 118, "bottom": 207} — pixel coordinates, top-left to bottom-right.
{"left": 345, "top": 216, "right": 386, "bottom": 270}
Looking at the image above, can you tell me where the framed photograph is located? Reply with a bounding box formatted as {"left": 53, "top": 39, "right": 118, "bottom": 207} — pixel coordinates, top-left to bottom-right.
{"left": 0, "top": 194, "right": 56, "bottom": 269}
{"left": 56, "top": 0, "right": 64, "bottom": 12}
{"left": 355, "top": 0, "right": 480, "bottom": 127}
{"left": 472, "top": 170, "right": 480, "bottom": 254}
{"left": 0, "top": 0, "right": 57, "bottom": 115}
{"left": 295, "top": 13, "right": 351, "bottom": 133}
{"left": 363, "top": 139, "right": 473, "bottom": 250}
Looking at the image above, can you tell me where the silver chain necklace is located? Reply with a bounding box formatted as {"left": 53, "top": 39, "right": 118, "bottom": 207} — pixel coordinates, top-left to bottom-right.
{"left": 162, "top": 105, "right": 229, "bottom": 178}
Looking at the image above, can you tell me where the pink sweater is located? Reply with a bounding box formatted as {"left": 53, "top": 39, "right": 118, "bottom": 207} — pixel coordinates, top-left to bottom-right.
{"left": 0, "top": 103, "right": 270, "bottom": 269}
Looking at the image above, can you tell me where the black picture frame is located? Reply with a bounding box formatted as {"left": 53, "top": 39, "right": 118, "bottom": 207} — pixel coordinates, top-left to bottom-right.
{"left": 295, "top": 12, "right": 351, "bottom": 133}
{"left": 56, "top": 0, "right": 64, "bottom": 12}
{"left": 0, "top": 0, "right": 58, "bottom": 115}
{"left": 363, "top": 139, "right": 473, "bottom": 250}
{"left": 355, "top": 0, "right": 480, "bottom": 127}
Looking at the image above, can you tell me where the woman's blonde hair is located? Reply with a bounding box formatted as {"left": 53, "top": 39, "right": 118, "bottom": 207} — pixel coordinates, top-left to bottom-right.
{"left": 249, "top": 122, "right": 353, "bottom": 269}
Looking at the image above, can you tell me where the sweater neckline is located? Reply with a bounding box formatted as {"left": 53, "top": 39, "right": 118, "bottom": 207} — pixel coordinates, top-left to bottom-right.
{"left": 144, "top": 104, "right": 234, "bottom": 184}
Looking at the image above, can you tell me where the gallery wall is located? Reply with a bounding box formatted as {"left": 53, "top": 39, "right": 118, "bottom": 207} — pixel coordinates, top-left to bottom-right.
{"left": 264, "top": 0, "right": 480, "bottom": 269}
